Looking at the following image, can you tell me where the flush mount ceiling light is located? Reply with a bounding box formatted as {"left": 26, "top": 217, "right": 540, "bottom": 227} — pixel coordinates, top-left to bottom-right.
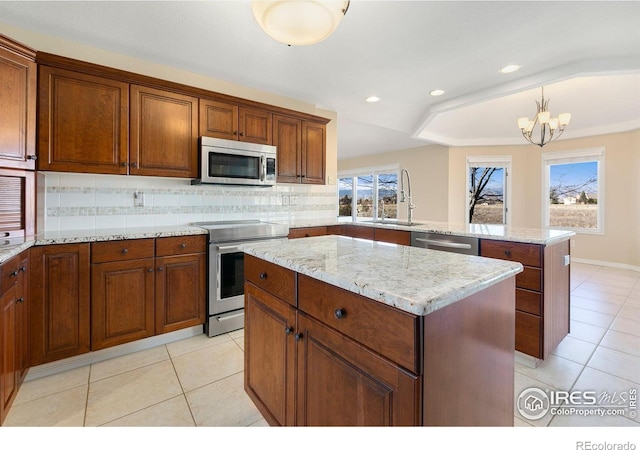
{"left": 252, "top": 1, "right": 350, "bottom": 46}
{"left": 429, "top": 89, "right": 445, "bottom": 96}
{"left": 499, "top": 64, "right": 521, "bottom": 74}
{"left": 518, "top": 87, "right": 571, "bottom": 147}
{"left": 365, "top": 96, "right": 381, "bottom": 103}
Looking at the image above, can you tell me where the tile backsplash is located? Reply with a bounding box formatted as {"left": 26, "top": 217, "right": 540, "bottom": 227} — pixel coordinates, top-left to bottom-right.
{"left": 39, "top": 172, "right": 337, "bottom": 232}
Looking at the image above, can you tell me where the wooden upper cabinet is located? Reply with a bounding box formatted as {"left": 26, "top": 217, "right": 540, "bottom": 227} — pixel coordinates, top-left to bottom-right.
{"left": 199, "top": 99, "right": 238, "bottom": 140}
{"left": 273, "top": 114, "right": 301, "bottom": 183}
{"left": 301, "top": 121, "right": 326, "bottom": 184}
{"left": 0, "top": 36, "right": 36, "bottom": 170}
{"left": 239, "top": 107, "right": 272, "bottom": 145}
{"left": 274, "top": 116, "right": 326, "bottom": 185}
{"left": 38, "top": 66, "right": 129, "bottom": 174}
{"left": 130, "top": 85, "right": 198, "bottom": 178}
{"left": 200, "top": 99, "right": 272, "bottom": 145}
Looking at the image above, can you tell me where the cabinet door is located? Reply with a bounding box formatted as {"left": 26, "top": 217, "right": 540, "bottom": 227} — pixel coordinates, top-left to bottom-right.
{"left": 130, "top": 85, "right": 198, "bottom": 178}
{"left": 199, "top": 99, "right": 238, "bottom": 140}
{"left": 155, "top": 253, "right": 206, "bottom": 334}
{"left": 29, "top": 244, "right": 90, "bottom": 365}
{"left": 15, "top": 253, "right": 28, "bottom": 383}
{"left": 239, "top": 107, "right": 272, "bottom": 145}
{"left": 244, "top": 282, "right": 297, "bottom": 426}
{"left": 91, "top": 259, "right": 155, "bottom": 350}
{"left": 0, "top": 38, "right": 36, "bottom": 170}
{"left": 38, "top": 66, "right": 129, "bottom": 174}
{"left": 296, "top": 314, "right": 419, "bottom": 426}
{"left": 273, "top": 115, "right": 301, "bottom": 183}
{"left": 1, "top": 285, "right": 17, "bottom": 423}
{"left": 301, "top": 122, "right": 325, "bottom": 184}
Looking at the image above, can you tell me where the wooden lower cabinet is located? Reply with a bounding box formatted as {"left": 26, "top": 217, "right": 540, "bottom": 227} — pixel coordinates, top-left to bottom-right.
{"left": 155, "top": 253, "right": 206, "bottom": 334}
{"left": 296, "top": 313, "right": 419, "bottom": 426}
{"left": 1, "top": 250, "right": 29, "bottom": 425}
{"left": 30, "top": 243, "right": 90, "bottom": 366}
{"left": 244, "top": 282, "right": 297, "bottom": 426}
{"left": 91, "top": 258, "right": 155, "bottom": 350}
{"left": 480, "top": 238, "right": 570, "bottom": 359}
{"left": 245, "top": 254, "right": 516, "bottom": 426}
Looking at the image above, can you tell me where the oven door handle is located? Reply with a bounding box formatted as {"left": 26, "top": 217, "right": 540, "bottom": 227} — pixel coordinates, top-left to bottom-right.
{"left": 216, "top": 244, "right": 242, "bottom": 253}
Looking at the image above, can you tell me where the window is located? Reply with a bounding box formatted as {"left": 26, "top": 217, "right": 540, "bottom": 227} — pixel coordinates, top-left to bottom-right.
{"left": 338, "top": 165, "right": 399, "bottom": 222}
{"left": 466, "top": 156, "right": 511, "bottom": 225}
{"left": 543, "top": 148, "right": 604, "bottom": 234}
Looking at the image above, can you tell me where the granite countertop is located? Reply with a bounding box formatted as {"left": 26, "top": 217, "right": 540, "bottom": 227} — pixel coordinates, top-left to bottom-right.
{"left": 240, "top": 235, "right": 523, "bottom": 316}
{"left": 283, "top": 219, "right": 575, "bottom": 245}
{"left": 0, "top": 225, "right": 208, "bottom": 264}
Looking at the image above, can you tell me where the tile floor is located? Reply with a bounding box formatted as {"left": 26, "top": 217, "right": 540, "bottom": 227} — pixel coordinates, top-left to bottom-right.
{"left": 4, "top": 262, "right": 640, "bottom": 427}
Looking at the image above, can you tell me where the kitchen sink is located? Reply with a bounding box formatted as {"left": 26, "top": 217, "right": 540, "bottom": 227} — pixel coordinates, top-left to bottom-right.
{"left": 364, "top": 220, "right": 422, "bottom": 227}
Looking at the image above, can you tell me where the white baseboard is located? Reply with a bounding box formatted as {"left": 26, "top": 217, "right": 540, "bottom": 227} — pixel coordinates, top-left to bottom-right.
{"left": 515, "top": 351, "right": 541, "bottom": 369}
{"left": 572, "top": 257, "right": 640, "bottom": 272}
{"left": 25, "top": 326, "right": 204, "bottom": 381}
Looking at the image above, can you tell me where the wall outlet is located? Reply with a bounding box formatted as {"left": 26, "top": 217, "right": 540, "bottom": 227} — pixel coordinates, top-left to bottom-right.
{"left": 134, "top": 191, "right": 145, "bottom": 207}
{"left": 563, "top": 255, "right": 571, "bottom": 266}
{"left": 289, "top": 196, "right": 297, "bottom": 206}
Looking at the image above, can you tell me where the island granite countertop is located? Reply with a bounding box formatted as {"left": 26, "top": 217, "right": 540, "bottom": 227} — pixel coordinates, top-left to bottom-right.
{"left": 240, "top": 234, "right": 523, "bottom": 316}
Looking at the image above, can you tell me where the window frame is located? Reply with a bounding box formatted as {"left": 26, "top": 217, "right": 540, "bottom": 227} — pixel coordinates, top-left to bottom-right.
{"left": 465, "top": 156, "right": 512, "bottom": 226}
{"left": 542, "top": 147, "right": 605, "bottom": 235}
{"left": 337, "top": 164, "right": 400, "bottom": 222}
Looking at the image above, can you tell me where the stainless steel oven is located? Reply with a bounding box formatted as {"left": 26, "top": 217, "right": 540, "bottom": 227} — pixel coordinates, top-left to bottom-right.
{"left": 192, "top": 220, "right": 289, "bottom": 337}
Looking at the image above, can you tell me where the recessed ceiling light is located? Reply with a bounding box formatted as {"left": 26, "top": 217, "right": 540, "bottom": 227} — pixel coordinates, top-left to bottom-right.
{"left": 499, "top": 64, "right": 521, "bottom": 74}
{"left": 365, "top": 96, "right": 381, "bottom": 103}
{"left": 429, "top": 89, "right": 445, "bottom": 96}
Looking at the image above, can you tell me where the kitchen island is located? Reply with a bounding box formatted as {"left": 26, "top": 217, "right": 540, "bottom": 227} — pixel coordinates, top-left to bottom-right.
{"left": 240, "top": 235, "right": 523, "bottom": 426}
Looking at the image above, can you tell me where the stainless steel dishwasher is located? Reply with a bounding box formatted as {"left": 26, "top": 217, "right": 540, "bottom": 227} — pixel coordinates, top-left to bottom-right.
{"left": 411, "top": 231, "right": 479, "bottom": 255}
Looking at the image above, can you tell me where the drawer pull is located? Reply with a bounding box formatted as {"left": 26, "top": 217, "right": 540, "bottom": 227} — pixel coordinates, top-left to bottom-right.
{"left": 285, "top": 326, "right": 293, "bottom": 335}
{"left": 16, "top": 297, "right": 24, "bottom": 304}
{"left": 294, "top": 332, "right": 303, "bottom": 341}
{"left": 147, "top": 268, "right": 154, "bottom": 273}
{"left": 504, "top": 250, "right": 511, "bottom": 256}
{"left": 180, "top": 243, "right": 187, "bottom": 248}
{"left": 158, "top": 267, "right": 164, "bottom": 272}
{"left": 10, "top": 270, "right": 19, "bottom": 277}
{"left": 334, "top": 308, "right": 346, "bottom": 319}
{"left": 259, "top": 272, "right": 267, "bottom": 280}
{"left": 121, "top": 248, "right": 129, "bottom": 254}
{"left": 19, "top": 266, "right": 27, "bottom": 272}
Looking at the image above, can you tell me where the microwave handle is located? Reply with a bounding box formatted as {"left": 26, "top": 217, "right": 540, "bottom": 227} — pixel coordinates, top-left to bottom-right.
{"left": 260, "top": 154, "right": 266, "bottom": 182}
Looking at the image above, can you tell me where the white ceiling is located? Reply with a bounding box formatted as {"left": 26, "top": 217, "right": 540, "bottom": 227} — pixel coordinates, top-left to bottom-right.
{"left": 1, "top": 1, "right": 639, "bottom": 159}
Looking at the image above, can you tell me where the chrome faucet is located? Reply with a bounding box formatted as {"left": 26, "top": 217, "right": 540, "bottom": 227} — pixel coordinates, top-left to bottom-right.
{"left": 399, "top": 168, "right": 416, "bottom": 225}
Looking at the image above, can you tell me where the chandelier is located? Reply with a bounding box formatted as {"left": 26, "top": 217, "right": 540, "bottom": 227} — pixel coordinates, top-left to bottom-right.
{"left": 517, "top": 87, "right": 571, "bottom": 147}
{"left": 252, "top": 1, "right": 350, "bottom": 46}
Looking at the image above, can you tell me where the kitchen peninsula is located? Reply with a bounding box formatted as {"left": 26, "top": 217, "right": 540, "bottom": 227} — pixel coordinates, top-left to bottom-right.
{"left": 241, "top": 235, "right": 523, "bottom": 426}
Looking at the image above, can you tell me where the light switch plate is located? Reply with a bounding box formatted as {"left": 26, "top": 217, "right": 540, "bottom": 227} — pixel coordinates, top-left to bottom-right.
{"left": 134, "top": 192, "right": 145, "bottom": 207}
{"left": 563, "top": 255, "right": 571, "bottom": 266}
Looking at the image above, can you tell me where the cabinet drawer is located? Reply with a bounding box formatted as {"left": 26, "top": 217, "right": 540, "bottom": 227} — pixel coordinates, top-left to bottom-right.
{"left": 343, "top": 225, "right": 375, "bottom": 240}
{"left": 515, "top": 311, "right": 542, "bottom": 358}
{"left": 288, "top": 226, "right": 327, "bottom": 239}
{"left": 245, "top": 254, "right": 296, "bottom": 306}
{"left": 480, "top": 240, "right": 542, "bottom": 268}
{"left": 516, "top": 266, "right": 542, "bottom": 292}
{"left": 298, "top": 274, "right": 420, "bottom": 373}
{"left": 516, "top": 288, "right": 542, "bottom": 316}
{"left": 91, "top": 239, "right": 155, "bottom": 263}
{"left": 374, "top": 228, "right": 411, "bottom": 245}
{"left": 156, "top": 234, "right": 207, "bottom": 257}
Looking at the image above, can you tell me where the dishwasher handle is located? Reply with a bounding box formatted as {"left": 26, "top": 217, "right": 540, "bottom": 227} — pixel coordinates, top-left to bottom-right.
{"left": 414, "top": 238, "right": 472, "bottom": 250}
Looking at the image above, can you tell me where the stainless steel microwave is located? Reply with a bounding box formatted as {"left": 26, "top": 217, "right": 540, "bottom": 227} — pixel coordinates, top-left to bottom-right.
{"left": 195, "top": 137, "right": 277, "bottom": 186}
